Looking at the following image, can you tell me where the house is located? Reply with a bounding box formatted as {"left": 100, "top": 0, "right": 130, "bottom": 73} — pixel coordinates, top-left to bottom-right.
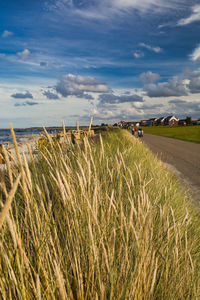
{"left": 178, "top": 119, "right": 186, "bottom": 126}
{"left": 164, "top": 116, "right": 179, "bottom": 126}
{"left": 191, "top": 120, "right": 200, "bottom": 125}
{"left": 118, "top": 121, "right": 126, "bottom": 127}
{"left": 156, "top": 117, "right": 165, "bottom": 126}
{"left": 140, "top": 120, "right": 147, "bottom": 126}
{"left": 146, "top": 118, "right": 157, "bottom": 126}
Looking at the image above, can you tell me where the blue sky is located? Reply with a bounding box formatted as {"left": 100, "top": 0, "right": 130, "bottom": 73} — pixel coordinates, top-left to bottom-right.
{"left": 0, "top": 0, "right": 200, "bottom": 127}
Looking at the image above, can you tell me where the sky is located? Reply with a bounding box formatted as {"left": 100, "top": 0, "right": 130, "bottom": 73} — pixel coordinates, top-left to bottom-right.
{"left": 0, "top": 0, "right": 200, "bottom": 127}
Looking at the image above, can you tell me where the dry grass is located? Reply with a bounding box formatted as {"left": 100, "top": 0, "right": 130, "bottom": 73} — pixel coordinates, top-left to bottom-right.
{"left": 0, "top": 128, "right": 199, "bottom": 299}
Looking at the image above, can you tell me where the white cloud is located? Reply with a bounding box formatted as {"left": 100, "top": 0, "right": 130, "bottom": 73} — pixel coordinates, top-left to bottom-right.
{"left": 177, "top": 5, "right": 200, "bottom": 26}
{"left": 2, "top": 30, "right": 13, "bottom": 38}
{"left": 17, "top": 49, "right": 30, "bottom": 60}
{"left": 140, "top": 71, "right": 161, "bottom": 83}
{"left": 45, "top": 0, "right": 186, "bottom": 20}
{"left": 56, "top": 74, "right": 109, "bottom": 97}
{"left": 139, "top": 43, "right": 162, "bottom": 53}
{"left": 133, "top": 51, "right": 144, "bottom": 58}
{"left": 190, "top": 45, "right": 200, "bottom": 61}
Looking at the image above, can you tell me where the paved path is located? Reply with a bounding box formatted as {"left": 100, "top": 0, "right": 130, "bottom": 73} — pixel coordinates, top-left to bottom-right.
{"left": 142, "top": 134, "right": 200, "bottom": 201}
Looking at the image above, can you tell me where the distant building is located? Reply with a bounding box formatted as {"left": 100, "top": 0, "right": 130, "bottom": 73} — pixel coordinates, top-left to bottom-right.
{"left": 118, "top": 121, "right": 126, "bottom": 127}
{"left": 146, "top": 118, "right": 157, "bottom": 126}
{"left": 156, "top": 117, "right": 166, "bottom": 126}
{"left": 191, "top": 120, "right": 200, "bottom": 125}
{"left": 164, "top": 116, "right": 179, "bottom": 126}
{"left": 140, "top": 120, "right": 147, "bottom": 126}
{"left": 178, "top": 119, "right": 186, "bottom": 126}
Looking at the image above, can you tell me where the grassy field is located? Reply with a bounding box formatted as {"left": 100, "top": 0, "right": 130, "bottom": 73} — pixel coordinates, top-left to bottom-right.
{"left": 143, "top": 125, "right": 200, "bottom": 143}
{"left": 0, "top": 128, "right": 200, "bottom": 299}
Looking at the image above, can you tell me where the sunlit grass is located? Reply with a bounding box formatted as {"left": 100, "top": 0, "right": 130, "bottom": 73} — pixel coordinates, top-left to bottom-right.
{"left": 0, "top": 128, "right": 199, "bottom": 299}
{"left": 143, "top": 125, "right": 200, "bottom": 143}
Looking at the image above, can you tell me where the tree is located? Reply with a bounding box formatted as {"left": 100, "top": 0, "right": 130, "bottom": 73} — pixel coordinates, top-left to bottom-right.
{"left": 186, "top": 116, "right": 192, "bottom": 125}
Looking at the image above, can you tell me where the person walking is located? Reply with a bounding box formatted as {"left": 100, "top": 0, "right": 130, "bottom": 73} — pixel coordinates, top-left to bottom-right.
{"left": 134, "top": 127, "right": 137, "bottom": 137}
{"left": 138, "top": 128, "right": 143, "bottom": 137}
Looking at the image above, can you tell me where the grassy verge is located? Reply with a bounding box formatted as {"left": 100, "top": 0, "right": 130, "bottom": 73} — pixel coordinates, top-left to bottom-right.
{"left": 0, "top": 128, "right": 200, "bottom": 299}
{"left": 143, "top": 125, "right": 200, "bottom": 143}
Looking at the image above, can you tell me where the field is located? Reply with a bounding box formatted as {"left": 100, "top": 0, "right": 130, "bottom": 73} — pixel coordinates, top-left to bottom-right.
{"left": 143, "top": 125, "right": 200, "bottom": 143}
{"left": 0, "top": 128, "right": 200, "bottom": 299}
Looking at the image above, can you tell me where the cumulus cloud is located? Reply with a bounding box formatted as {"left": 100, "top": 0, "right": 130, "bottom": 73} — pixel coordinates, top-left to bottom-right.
{"left": 43, "top": 90, "right": 59, "bottom": 100}
{"left": 139, "top": 43, "right": 162, "bottom": 53}
{"left": 186, "top": 70, "right": 200, "bottom": 93}
{"left": 190, "top": 45, "right": 200, "bottom": 61}
{"left": 11, "top": 91, "right": 33, "bottom": 99}
{"left": 56, "top": 74, "right": 109, "bottom": 97}
{"left": 15, "top": 101, "right": 38, "bottom": 107}
{"left": 2, "top": 30, "right": 13, "bottom": 38}
{"left": 144, "top": 77, "right": 189, "bottom": 97}
{"left": 140, "top": 71, "right": 161, "bottom": 83}
{"left": 177, "top": 5, "right": 200, "bottom": 26}
{"left": 98, "top": 93, "right": 144, "bottom": 104}
{"left": 17, "top": 49, "right": 30, "bottom": 60}
{"left": 169, "top": 99, "right": 200, "bottom": 115}
{"left": 133, "top": 51, "right": 144, "bottom": 58}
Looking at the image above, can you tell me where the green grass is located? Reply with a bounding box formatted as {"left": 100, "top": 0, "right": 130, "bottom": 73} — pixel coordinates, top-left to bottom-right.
{"left": 143, "top": 125, "right": 200, "bottom": 143}
{"left": 0, "top": 128, "right": 200, "bottom": 299}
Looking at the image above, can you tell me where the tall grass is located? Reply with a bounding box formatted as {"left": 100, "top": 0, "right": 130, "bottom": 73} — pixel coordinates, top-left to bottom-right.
{"left": 0, "top": 128, "right": 199, "bottom": 299}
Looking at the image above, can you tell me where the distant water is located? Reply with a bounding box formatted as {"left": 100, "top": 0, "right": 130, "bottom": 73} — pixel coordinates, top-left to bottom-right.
{"left": 0, "top": 127, "right": 74, "bottom": 144}
{"left": 0, "top": 128, "right": 57, "bottom": 144}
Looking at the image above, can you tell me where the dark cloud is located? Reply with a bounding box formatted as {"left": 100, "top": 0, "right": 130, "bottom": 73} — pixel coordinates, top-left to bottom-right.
{"left": 98, "top": 93, "right": 144, "bottom": 104}
{"left": 56, "top": 74, "right": 109, "bottom": 97}
{"left": 14, "top": 101, "right": 38, "bottom": 107}
{"left": 40, "top": 62, "right": 48, "bottom": 67}
{"left": 144, "top": 77, "right": 189, "bottom": 97}
{"left": 43, "top": 90, "right": 59, "bottom": 100}
{"left": 168, "top": 99, "right": 187, "bottom": 104}
{"left": 140, "top": 71, "right": 161, "bottom": 83}
{"left": 168, "top": 99, "right": 200, "bottom": 115}
{"left": 11, "top": 91, "right": 33, "bottom": 99}
{"left": 186, "top": 70, "right": 200, "bottom": 94}
{"left": 139, "top": 103, "right": 164, "bottom": 109}
{"left": 76, "top": 94, "right": 94, "bottom": 100}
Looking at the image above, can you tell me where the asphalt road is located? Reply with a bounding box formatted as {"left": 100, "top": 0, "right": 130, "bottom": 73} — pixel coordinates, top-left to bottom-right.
{"left": 142, "top": 134, "right": 200, "bottom": 201}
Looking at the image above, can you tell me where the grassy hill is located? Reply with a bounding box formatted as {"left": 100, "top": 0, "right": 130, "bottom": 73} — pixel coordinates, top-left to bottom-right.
{"left": 143, "top": 125, "right": 200, "bottom": 143}
{"left": 0, "top": 128, "right": 199, "bottom": 299}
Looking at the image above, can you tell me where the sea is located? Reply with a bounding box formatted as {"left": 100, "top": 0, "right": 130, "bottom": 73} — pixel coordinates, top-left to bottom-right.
{"left": 0, "top": 127, "right": 61, "bottom": 144}
{"left": 0, "top": 126, "right": 76, "bottom": 145}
